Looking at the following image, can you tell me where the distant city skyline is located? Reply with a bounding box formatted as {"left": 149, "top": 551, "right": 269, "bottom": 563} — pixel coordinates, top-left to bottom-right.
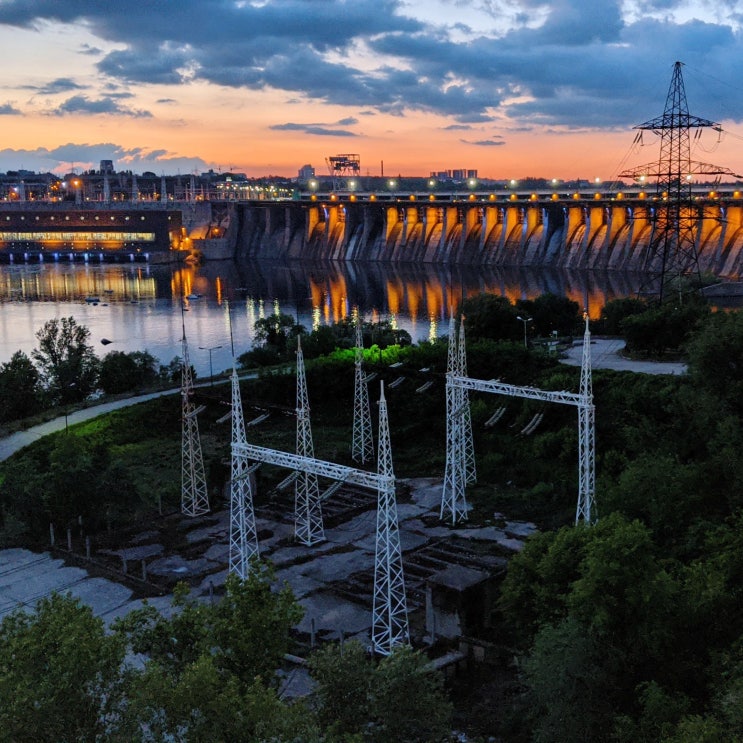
{"left": 0, "top": 1, "right": 740, "bottom": 181}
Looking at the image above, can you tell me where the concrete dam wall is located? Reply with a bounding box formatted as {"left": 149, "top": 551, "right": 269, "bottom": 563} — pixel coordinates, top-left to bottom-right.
{"left": 229, "top": 196, "right": 743, "bottom": 277}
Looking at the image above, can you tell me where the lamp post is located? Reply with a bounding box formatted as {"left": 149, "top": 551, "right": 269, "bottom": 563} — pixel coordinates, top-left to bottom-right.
{"left": 199, "top": 345, "right": 222, "bottom": 385}
{"left": 60, "top": 381, "right": 77, "bottom": 433}
{"left": 516, "top": 315, "right": 532, "bottom": 349}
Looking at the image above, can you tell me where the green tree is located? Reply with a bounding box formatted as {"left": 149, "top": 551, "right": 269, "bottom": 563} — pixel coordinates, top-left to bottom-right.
{"left": 32, "top": 316, "right": 100, "bottom": 402}
{"left": 114, "top": 569, "right": 311, "bottom": 741}
{"left": 114, "top": 568, "right": 302, "bottom": 687}
{"left": 516, "top": 293, "right": 581, "bottom": 337}
{"left": 0, "top": 350, "right": 44, "bottom": 422}
{"left": 99, "top": 349, "right": 160, "bottom": 394}
{"left": 123, "top": 655, "right": 318, "bottom": 743}
{"left": 524, "top": 617, "right": 622, "bottom": 743}
{"left": 308, "top": 641, "right": 452, "bottom": 743}
{"left": 0, "top": 592, "right": 126, "bottom": 741}
{"left": 622, "top": 298, "right": 709, "bottom": 358}
{"left": 98, "top": 349, "right": 139, "bottom": 394}
{"left": 308, "top": 641, "right": 375, "bottom": 737}
{"left": 460, "top": 293, "right": 521, "bottom": 342}
{"left": 686, "top": 310, "right": 743, "bottom": 413}
{"left": 254, "top": 313, "right": 300, "bottom": 354}
{"left": 596, "top": 296, "right": 648, "bottom": 335}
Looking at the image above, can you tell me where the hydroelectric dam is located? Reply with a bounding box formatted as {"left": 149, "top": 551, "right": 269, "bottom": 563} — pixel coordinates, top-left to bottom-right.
{"left": 1, "top": 190, "right": 743, "bottom": 277}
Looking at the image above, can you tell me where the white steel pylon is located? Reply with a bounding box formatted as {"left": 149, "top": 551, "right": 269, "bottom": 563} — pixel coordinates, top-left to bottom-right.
{"left": 294, "top": 336, "right": 325, "bottom": 545}
{"left": 180, "top": 321, "right": 209, "bottom": 517}
{"left": 576, "top": 313, "right": 597, "bottom": 525}
{"left": 352, "top": 315, "right": 374, "bottom": 464}
{"left": 228, "top": 361, "right": 259, "bottom": 577}
{"left": 372, "top": 381, "right": 409, "bottom": 655}
{"left": 458, "top": 317, "right": 476, "bottom": 485}
{"left": 441, "top": 315, "right": 469, "bottom": 523}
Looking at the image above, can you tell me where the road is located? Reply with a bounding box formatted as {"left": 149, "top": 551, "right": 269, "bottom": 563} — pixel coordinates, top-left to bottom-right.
{"left": 560, "top": 337, "right": 687, "bottom": 376}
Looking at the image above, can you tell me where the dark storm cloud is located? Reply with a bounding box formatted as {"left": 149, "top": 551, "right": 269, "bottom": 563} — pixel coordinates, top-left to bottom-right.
{"left": 0, "top": 142, "right": 208, "bottom": 173}
{"left": 461, "top": 138, "right": 506, "bottom": 146}
{"left": 270, "top": 122, "right": 357, "bottom": 137}
{"left": 51, "top": 95, "right": 152, "bottom": 117}
{"left": 0, "top": 0, "right": 741, "bottom": 128}
{"left": 31, "top": 77, "right": 85, "bottom": 95}
{"left": 0, "top": 102, "right": 21, "bottom": 115}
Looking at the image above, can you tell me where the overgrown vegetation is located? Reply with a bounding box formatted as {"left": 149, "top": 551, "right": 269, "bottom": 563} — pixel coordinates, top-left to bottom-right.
{"left": 3, "top": 291, "right": 743, "bottom": 739}
{"left": 0, "top": 568, "right": 452, "bottom": 741}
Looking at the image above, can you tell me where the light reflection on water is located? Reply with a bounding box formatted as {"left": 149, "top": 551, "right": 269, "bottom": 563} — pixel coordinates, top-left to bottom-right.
{"left": 0, "top": 260, "right": 644, "bottom": 377}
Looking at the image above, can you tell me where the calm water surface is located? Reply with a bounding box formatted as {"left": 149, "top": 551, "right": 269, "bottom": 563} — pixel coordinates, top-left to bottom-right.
{"left": 0, "top": 260, "right": 644, "bottom": 377}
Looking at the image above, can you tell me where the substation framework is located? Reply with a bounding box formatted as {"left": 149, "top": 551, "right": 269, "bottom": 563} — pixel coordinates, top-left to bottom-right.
{"left": 226, "top": 331, "right": 407, "bottom": 656}
{"left": 441, "top": 314, "right": 596, "bottom": 526}
{"left": 219, "top": 310, "right": 596, "bottom": 653}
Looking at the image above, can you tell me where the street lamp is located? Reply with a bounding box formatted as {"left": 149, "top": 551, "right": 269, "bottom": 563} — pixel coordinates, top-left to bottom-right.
{"left": 516, "top": 315, "right": 532, "bottom": 349}
{"left": 61, "top": 381, "right": 77, "bottom": 433}
{"left": 199, "top": 345, "right": 223, "bottom": 385}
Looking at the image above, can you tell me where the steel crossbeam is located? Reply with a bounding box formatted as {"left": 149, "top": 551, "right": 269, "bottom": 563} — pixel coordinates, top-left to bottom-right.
{"left": 445, "top": 314, "right": 597, "bottom": 526}
{"left": 450, "top": 375, "right": 587, "bottom": 407}
{"left": 234, "top": 442, "right": 393, "bottom": 492}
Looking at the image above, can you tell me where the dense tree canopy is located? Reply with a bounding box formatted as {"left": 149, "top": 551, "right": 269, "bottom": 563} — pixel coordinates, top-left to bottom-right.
{"left": 0, "top": 592, "right": 126, "bottom": 742}
{"left": 0, "top": 351, "right": 43, "bottom": 422}
{"left": 32, "top": 316, "right": 100, "bottom": 403}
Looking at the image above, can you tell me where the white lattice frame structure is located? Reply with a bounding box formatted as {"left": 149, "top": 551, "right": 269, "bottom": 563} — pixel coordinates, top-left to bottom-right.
{"left": 181, "top": 333, "right": 209, "bottom": 517}
{"left": 295, "top": 338, "right": 325, "bottom": 545}
{"left": 228, "top": 364, "right": 259, "bottom": 578}
{"left": 232, "top": 386, "right": 409, "bottom": 655}
{"left": 352, "top": 317, "right": 374, "bottom": 464}
{"left": 371, "top": 382, "right": 409, "bottom": 655}
{"left": 441, "top": 316, "right": 469, "bottom": 524}
{"left": 443, "top": 316, "right": 596, "bottom": 525}
{"left": 458, "top": 317, "right": 477, "bottom": 485}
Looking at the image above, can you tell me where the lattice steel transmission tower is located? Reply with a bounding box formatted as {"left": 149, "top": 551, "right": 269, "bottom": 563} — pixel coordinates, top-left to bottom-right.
{"left": 441, "top": 315, "right": 469, "bottom": 524}
{"left": 352, "top": 315, "right": 374, "bottom": 464}
{"left": 228, "top": 354, "right": 259, "bottom": 577}
{"left": 294, "top": 337, "right": 325, "bottom": 545}
{"left": 619, "top": 61, "right": 739, "bottom": 302}
{"left": 372, "top": 381, "right": 409, "bottom": 655}
{"left": 576, "top": 314, "right": 596, "bottom": 524}
{"left": 180, "top": 316, "right": 209, "bottom": 517}
{"left": 458, "top": 317, "right": 476, "bottom": 485}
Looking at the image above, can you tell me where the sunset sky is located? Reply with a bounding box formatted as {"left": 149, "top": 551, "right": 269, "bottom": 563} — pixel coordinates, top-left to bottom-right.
{"left": 0, "top": 0, "right": 740, "bottom": 182}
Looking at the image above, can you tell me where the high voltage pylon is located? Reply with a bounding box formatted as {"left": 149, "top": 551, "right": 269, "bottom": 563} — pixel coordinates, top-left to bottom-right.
{"left": 441, "top": 315, "right": 469, "bottom": 524}
{"left": 619, "top": 61, "right": 740, "bottom": 302}
{"left": 372, "top": 381, "right": 409, "bottom": 655}
{"left": 294, "top": 336, "right": 325, "bottom": 545}
{"left": 180, "top": 312, "right": 209, "bottom": 517}
{"left": 352, "top": 313, "right": 374, "bottom": 464}
{"left": 226, "top": 305, "right": 259, "bottom": 578}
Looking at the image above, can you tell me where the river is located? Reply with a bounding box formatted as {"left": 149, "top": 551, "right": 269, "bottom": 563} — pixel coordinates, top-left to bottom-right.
{"left": 0, "top": 259, "right": 644, "bottom": 377}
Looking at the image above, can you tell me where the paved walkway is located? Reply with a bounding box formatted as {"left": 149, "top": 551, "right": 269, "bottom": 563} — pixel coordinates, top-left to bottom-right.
{"left": 0, "top": 388, "right": 180, "bottom": 462}
{"left": 560, "top": 337, "right": 687, "bottom": 375}
{"left": 0, "top": 371, "right": 259, "bottom": 463}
